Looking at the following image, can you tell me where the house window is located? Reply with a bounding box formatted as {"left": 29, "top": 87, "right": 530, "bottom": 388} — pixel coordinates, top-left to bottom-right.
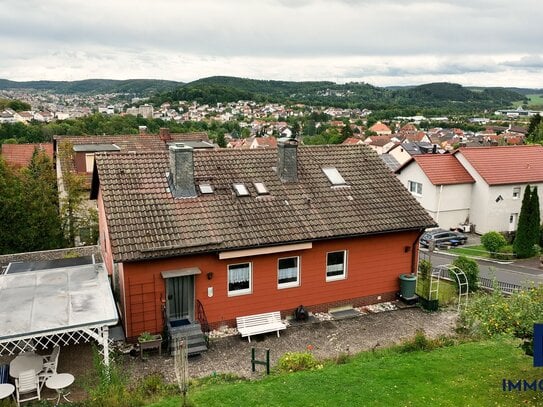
{"left": 199, "top": 183, "right": 213, "bottom": 194}
{"left": 233, "top": 183, "right": 250, "bottom": 196}
{"left": 512, "top": 187, "right": 521, "bottom": 199}
{"left": 278, "top": 256, "right": 300, "bottom": 288}
{"left": 326, "top": 251, "right": 347, "bottom": 281}
{"left": 228, "top": 263, "right": 252, "bottom": 296}
{"left": 322, "top": 167, "right": 347, "bottom": 186}
{"left": 408, "top": 181, "right": 422, "bottom": 196}
{"left": 254, "top": 182, "right": 269, "bottom": 195}
{"left": 85, "top": 153, "right": 95, "bottom": 173}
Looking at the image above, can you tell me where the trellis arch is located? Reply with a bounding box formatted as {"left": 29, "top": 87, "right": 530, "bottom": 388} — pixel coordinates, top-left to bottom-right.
{"left": 428, "top": 264, "right": 469, "bottom": 312}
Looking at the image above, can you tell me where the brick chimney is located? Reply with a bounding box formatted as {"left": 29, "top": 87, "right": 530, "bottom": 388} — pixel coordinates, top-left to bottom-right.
{"left": 168, "top": 143, "right": 196, "bottom": 198}
{"left": 277, "top": 138, "right": 298, "bottom": 182}
{"left": 159, "top": 127, "right": 172, "bottom": 142}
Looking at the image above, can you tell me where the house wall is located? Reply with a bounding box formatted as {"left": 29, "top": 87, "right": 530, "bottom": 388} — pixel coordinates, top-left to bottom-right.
{"left": 97, "top": 191, "right": 115, "bottom": 276}
{"left": 456, "top": 152, "right": 543, "bottom": 233}
{"left": 74, "top": 152, "right": 86, "bottom": 173}
{"left": 389, "top": 146, "right": 412, "bottom": 166}
{"left": 118, "top": 230, "right": 421, "bottom": 339}
{"left": 396, "top": 163, "right": 472, "bottom": 229}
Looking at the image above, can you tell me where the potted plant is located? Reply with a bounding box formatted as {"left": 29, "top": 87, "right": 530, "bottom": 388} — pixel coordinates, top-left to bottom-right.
{"left": 137, "top": 331, "right": 162, "bottom": 359}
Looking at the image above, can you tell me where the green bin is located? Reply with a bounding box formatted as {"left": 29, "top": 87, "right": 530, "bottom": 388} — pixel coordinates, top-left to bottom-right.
{"left": 399, "top": 273, "right": 417, "bottom": 298}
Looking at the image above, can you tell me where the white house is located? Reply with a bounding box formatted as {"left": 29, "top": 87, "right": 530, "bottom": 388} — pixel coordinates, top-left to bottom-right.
{"left": 454, "top": 146, "right": 543, "bottom": 234}
{"left": 396, "top": 145, "right": 543, "bottom": 234}
{"left": 396, "top": 154, "right": 475, "bottom": 229}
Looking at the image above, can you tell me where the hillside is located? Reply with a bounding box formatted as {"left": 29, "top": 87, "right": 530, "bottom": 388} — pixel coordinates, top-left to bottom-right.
{"left": 152, "top": 77, "right": 528, "bottom": 114}
{"left": 0, "top": 78, "right": 183, "bottom": 95}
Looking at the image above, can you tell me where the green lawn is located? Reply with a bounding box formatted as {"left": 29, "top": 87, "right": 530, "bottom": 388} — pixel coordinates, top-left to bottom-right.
{"left": 449, "top": 245, "right": 490, "bottom": 258}
{"left": 151, "top": 339, "right": 543, "bottom": 407}
{"left": 526, "top": 94, "right": 543, "bottom": 107}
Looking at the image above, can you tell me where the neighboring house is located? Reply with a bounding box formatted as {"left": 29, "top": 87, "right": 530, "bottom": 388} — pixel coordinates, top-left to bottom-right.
{"left": 395, "top": 154, "right": 475, "bottom": 229}
{"left": 369, "top": 121, "right": 392, "bottom": 135}
{"left": 248, "top": 136, "right": 278, "bottom": 149}
{"left": 396, "top": 145, "right": 543, "bottom": 234}
{"left": 1, "top": 143, "right": 54, "bottom": 168}
{"left": 91, "top": 142, "right": 435, "bottom": 339}
{"left": 454, "top": 146, "right": 543, "bottom": 234}
{"left": 387, "top": 142, "right": 440, "bottom": 166}
{"left": 342, "top": 137, "right": 363, "bottom": 145}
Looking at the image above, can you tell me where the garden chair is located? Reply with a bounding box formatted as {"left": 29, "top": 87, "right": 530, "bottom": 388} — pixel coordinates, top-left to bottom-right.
{"left": 38, "top": 346, "right": 60, "bottom": 390}
{"left": 15, "top": 369, "right": 40, "bottom": 406}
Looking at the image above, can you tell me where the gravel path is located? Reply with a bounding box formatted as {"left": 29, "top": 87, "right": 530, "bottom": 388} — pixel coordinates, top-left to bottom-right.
{"left": 124, "top": 306, "right": 458, "bottom": 382}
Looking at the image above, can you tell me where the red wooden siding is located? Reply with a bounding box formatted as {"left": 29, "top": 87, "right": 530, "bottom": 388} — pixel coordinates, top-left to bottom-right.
{"left": 119, "top": 230, "right": 420, "bottom": 339}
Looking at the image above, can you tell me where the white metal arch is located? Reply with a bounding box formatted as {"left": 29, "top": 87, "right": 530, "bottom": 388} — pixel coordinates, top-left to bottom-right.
{"left": 429, "top": 264, "right": 469, "bottom": 312}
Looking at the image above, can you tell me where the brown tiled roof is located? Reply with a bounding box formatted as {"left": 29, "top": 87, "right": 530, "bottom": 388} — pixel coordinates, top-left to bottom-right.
{"left": 55, "top": 134, "right": 166, "bottom": 151}
{"left": 1, "top": 143, "right": 53, "bottom": 167}
{"left": 94, "top": 145, "right": 436, "bottom": 262}
{"left": 457, "top": 145, "right": 543, "bottom": 185}
{"left": 170, "top": 132, "right": 209, "bottom": 142}
{"left": 342, "top": 137, "right": 362, "bottom": 145}
{"left": 413, "top": 155, "right": 475, "bottom": 185}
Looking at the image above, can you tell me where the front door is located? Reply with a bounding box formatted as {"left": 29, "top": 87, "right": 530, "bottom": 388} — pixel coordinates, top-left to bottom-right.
{"left": 166, "top": 275, "right": 195, "bottom": 323}
{"left": 509, "top": 213, "right": 518, "bottom": 232}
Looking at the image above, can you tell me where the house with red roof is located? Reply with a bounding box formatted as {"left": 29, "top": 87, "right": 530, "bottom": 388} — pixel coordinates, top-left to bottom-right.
{"left": 396, "top": 145, "right": 543, "bottom": 233}
{"left": 455, "top": 146, "right": 543, "bottom": 233}
{"left": 1, "top": 143, "right": 54, "bottom": 168}
{"left": 369, "top": 121, "right": 392, "bottom": 135}
{"left": 396, "top": 154, "right": 475, "bottom": 229}
{"left": 91, "top": 141, "right": 435, "bottom": 344}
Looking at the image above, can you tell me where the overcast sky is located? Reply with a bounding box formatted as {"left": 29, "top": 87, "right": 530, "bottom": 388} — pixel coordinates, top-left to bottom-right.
{"left": 1, "top": 0, "right": 542, "bottom": 87}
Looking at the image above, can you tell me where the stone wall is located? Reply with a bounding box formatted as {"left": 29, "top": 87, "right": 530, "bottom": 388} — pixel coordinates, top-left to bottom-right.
{"left": 0, "top": 245, "right": 100, "bottom": 268}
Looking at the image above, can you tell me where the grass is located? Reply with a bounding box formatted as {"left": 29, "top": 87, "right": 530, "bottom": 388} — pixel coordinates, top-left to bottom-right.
{"left": 449, "top": 244, "right": 491, "bottom": 259}
{"left": 151, "top": 338, "right": 543, "bottom": 407}
{"left": 526, "top": 94, "right": 543, "bottom": 107}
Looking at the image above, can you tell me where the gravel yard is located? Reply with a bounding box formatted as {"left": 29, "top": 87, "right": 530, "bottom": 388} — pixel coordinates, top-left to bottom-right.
{"left": 1, "top": 305, "right": 458, "bottom": 402}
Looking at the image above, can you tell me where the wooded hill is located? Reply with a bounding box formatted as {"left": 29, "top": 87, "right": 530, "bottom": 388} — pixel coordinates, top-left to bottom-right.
{"left": 0, "top": 79, "right": 183, "bottom": 95}
{"left": 151, "top": 76, "right": 530, "bottom": 114}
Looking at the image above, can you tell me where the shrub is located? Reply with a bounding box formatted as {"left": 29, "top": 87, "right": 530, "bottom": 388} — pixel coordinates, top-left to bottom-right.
{"left": 495, "top": 245, "right": 514, "bottom": 260}
{"left": 277, "top": 352, "right": 323, "bottom": 373}
{"left": 398, "top": 330, "right": 432, "bottom": 353}
{"left": 480, "top": 231, "right": 507, "bottom": 256}
{"left": 418, "top": 259, "right": 432, "bottom": 281}
{"left": 451, "top": 255, "right": 479, "bottom": 292}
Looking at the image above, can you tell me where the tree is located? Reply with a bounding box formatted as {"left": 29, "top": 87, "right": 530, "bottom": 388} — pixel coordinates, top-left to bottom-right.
{"left": 527, "top": 114, "right": 541, "bottom": 137}
{"left": 514, "top": 185, "right": 537, "bottom": 258}
{"left": 529, "top": 186, "right": 541, "bottom": 251}
{"left": 216, "top": 132, "right": 227, "bottom": 148}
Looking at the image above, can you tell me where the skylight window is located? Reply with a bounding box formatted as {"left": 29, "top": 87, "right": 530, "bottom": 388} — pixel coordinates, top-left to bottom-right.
{"left": 233, "top": 183, "right": 250, "bottom": 196}
{"left": 199, "top": 184, "right": 214, "bottom": 194}
{"left": 322, "top": 167, "right": 347, "bottom": 186}
{"left": 254, "top": 182, "right": 269, "bottom": 195}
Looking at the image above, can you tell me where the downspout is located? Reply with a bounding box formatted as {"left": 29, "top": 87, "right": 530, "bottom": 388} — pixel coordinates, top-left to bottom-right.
{"left": 411, "top": 229, "right": 426, "bottom": 275}
{"left": 436, "top": 184, "right": 443, "bottom": 224}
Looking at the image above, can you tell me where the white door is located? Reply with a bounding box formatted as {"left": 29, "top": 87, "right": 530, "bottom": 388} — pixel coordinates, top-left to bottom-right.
{"left": 509, "top": 213, "right": 518, "bottom": 232}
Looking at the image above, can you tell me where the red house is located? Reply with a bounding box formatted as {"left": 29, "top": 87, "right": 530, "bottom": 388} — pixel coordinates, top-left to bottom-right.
{"left": 91, "top": 141, "right": 435, "bottom": 343}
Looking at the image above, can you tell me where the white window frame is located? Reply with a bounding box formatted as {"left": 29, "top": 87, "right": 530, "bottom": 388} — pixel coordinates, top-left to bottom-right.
{"left": 85, "top": 153, "right": 95, "bottom": 173}
{"left": 512, "top": 187, "right": 521, "bottom": 199}
{"left": 408, "top": 180, "right": 423, "bottom": 196}
{"left": 326, "top": 250, "right": 347, "bottom": 282}
{"left": 277, "top": 256, "right": 300, "bottom": 289}
{"left": 227, "top": 262, "right": 252, "bottom": 296}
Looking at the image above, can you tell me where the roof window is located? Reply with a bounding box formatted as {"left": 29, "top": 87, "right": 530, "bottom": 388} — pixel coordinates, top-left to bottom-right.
{"left": 322, "top": 167, "right": 347, "bottom": 186}
{"left": 254, "top": 182, "right": 269, "bottom": 195}
{"left": 233, "top": 183, "right": 250, "bottom": 196}
{"left": 199, "top": 184, "right": 214, "bottom": 194}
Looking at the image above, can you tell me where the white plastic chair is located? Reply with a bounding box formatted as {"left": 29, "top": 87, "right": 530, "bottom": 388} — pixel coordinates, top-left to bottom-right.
{"left": 15, "top": 369, "right": 40, "bottom": 406}
{"left": 38, "top": 347, "right": 60, "bottom": 390}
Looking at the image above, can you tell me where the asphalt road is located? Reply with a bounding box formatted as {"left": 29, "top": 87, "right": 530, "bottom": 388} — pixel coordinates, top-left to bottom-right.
{"left": 420, "top": 250, "right": 543, "bottom": 287}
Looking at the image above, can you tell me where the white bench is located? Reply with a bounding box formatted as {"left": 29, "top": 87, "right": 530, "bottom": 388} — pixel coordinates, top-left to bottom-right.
{"left": 236, "top": 311, "right": 287, "bottom": 342}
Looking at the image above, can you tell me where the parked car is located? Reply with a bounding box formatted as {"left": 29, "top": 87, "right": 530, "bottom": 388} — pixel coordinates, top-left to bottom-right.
{"left": 419, "top": 229, "right": 468, "bottom": 248}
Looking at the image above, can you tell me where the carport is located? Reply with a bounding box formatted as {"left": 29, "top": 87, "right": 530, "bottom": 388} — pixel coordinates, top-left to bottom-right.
{"left": 0, "top": 263, "right": 118, "bottom": 365}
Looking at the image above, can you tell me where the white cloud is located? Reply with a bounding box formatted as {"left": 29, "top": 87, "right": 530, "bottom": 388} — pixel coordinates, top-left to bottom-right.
{"left": 0, "top": 0, "right": 542, "bottom": 86}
